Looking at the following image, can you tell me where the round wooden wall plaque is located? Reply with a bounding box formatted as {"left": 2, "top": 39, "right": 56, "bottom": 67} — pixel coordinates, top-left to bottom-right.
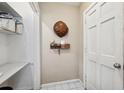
{"left": 53, "top": 21, "right": 69, "bottom": 38}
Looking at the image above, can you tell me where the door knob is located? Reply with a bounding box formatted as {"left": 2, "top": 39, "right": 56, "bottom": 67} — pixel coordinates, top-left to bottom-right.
{"left": 113, "top": 63, "right": 121, "bottom": 69}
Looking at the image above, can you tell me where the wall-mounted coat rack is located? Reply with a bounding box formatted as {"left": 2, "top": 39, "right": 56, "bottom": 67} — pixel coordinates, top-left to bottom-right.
{"left": 50, "top": 40, "right": 70, "bottom": 55}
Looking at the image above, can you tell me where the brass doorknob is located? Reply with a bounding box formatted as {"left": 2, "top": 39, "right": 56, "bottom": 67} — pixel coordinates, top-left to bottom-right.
{"left": 113, "top": 63, "right": 121, "bottom": 69}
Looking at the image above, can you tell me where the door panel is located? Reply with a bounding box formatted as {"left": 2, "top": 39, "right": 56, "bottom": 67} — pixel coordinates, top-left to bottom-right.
{"left": 85, "top": 2, "right": 123, "bottom": 90}
{"left": 100, "top": 17, "right": 115, "bottom": 56}
{"left": 87, "top": 60, "right": 96, "bottom": 89}
{"left": 100, "top": 65, "right": 114, "bottom": 89}
{"left": 99, "top": 2, "right": 123, "bottom": 90}
{"left": 100, "top": 2, "right": 116, "bottom": 17}
{"left": 87, "top": 4, "right": 98, "bottom": 28}
{"left": 89, "top": 25, "right": 97, "bottom": 54}
{"left": 86, "top": 4, "right": 99, "bottom": 89}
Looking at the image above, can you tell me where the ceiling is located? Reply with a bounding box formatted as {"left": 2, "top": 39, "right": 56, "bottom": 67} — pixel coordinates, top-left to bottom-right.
{"left": 39, "top": 2, "right": 81, "bottom": 7}
{"left": 61, "top": 2, "right": 81, "bottom": 6}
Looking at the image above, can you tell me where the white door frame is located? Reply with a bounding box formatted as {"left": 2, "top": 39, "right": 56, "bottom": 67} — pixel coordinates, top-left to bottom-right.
{"left": 83, "top": 2, "right": 124, "bottom": 89}
{"left": 29, "top": 2, "right": 41, "bottom": 90}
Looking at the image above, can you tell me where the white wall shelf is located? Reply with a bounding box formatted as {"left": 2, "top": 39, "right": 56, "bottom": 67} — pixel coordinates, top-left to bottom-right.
{"left": 0, "top": 62, "right": 29, "bottom": 85}
{"left": 0, "top": 27, "right": 22, "bottom": 35}
{"left": 0, "top": 2, "right": 22, "bottom": 23}
{"left": 0, "top": 2, "right": 23, "bottom": 34}
{"left": 0, "top": 27, "right": 16, "bottom": 35}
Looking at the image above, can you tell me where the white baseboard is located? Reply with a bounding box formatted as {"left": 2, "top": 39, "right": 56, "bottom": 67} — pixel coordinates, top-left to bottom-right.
{"left": 41, "top": 79, "right": 83, "bottom": 87}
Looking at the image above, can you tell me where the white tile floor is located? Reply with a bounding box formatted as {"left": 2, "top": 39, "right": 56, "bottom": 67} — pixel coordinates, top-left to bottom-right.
{"left": 41, "top": 79, "right": 84, "bottom": 90}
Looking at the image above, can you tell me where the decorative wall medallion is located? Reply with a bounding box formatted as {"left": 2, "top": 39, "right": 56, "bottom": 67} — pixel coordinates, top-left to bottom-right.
{"left": 53, "top": 21, "right": 69, "bottom": 38}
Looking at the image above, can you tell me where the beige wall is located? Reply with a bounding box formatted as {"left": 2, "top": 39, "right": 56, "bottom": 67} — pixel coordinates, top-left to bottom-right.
{"left": 78, "top": 2, "right": 91, "bottom": 82}
{"left": 80, "top": 3, "right": 91, "bottom": 12}
{"left": 40, "top": 3, "right": 81, "bottom": 84}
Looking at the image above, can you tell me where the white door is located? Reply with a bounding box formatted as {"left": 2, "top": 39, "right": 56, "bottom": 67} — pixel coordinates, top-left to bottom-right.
{"left": 84, "top": 2, "right": 123, "bottom": 90}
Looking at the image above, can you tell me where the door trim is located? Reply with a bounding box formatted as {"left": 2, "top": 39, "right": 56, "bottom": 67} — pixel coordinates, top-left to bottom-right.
{"left": 29, "top": 2, "right": 41, "bottom": 90}
{"left": 122, "top": 3, "right": 124, "bottom": 90}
